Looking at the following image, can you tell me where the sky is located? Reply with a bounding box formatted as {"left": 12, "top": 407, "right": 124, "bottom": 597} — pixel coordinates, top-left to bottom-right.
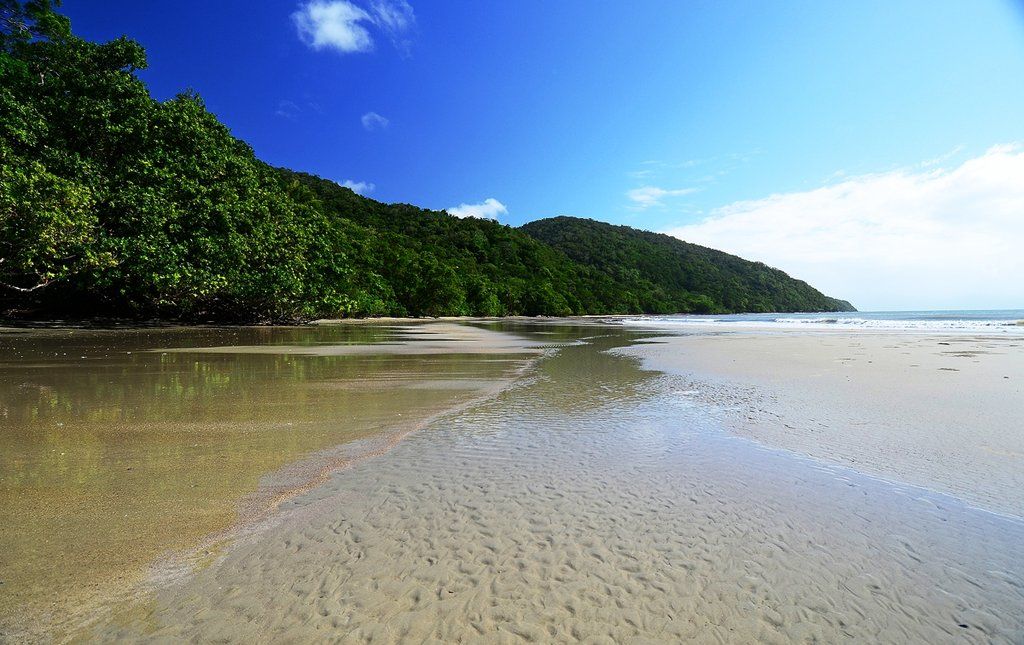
{"left": 61, "top": 0, "right": 1024, "bottom": 311}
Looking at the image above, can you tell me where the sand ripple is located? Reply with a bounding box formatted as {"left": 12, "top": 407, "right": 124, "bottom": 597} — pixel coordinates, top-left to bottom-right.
{"left": 95, "top": 336, "right": 1024, "bottom": 643}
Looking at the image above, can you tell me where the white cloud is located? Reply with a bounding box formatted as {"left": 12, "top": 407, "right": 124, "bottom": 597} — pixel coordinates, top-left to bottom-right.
{"left": 361, "top": 111, "right": 389, "bottom": 131}
{"left": 369, "top": 0, "right": 415, "bottom": 54}
{"left": 340, "top": 179, "right": 375, "bottom": 194}
{"left": 370, "top": 0, "right": 414, "bottom": 32}
{"left": 292, "top": 0, "right": 416, "bottom": 55}
{"left": 293, "top": 1, "right": 374, "bottom": 53}
{"left": 627, "top": 185, "right": 697, "bottom": 209}
{"left": 665, "top": 144, "right": 1024, "bottom": 310}
{"left": 446, "top": 198, "right": 507, "bottom": 220}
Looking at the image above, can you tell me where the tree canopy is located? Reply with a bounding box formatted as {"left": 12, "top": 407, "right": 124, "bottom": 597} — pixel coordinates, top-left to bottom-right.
{"left": 521, "top": 217, "right": 854, "bottom": 314}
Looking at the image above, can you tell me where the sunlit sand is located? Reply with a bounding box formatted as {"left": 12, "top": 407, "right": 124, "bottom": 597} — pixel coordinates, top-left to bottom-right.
{"left": 2, "top": 322, "right": 1022, "bottom": 642}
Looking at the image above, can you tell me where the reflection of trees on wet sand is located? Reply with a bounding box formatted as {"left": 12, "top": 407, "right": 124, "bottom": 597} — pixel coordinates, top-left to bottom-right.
{"left": 0, "top": 325, "right": 533, "bottom": 638}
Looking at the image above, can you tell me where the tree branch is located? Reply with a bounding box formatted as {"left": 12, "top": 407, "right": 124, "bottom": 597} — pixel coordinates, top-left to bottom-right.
{"left": 1, "top": 279, "right": 55, "bottom": 293}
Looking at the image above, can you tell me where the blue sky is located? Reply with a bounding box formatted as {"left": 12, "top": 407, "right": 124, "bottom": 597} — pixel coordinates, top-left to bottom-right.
{"left": 62, "top": 1, "right": 1024, "bottom": 309}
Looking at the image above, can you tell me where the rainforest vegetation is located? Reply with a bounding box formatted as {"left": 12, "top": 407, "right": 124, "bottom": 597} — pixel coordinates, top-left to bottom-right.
{"left": 522, "top": 217, "right": 854, "bottom": 314}
{"left": 0, "top": 1, "right": 854, "bottom": 321}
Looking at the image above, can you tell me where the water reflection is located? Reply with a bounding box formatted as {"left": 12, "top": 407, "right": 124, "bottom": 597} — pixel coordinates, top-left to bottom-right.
{"left": 0, "top": 323, "right": 536, "bottom": 636}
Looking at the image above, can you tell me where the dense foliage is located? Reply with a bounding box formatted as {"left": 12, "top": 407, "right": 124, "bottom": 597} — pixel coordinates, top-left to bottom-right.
{"left": 0, "top": 1, "right": 853, "bottom": 321}
{"left": 521, "top": 217, "right": 855, "bottom": 314}
{"left": 270, "top": 170, "right": 628, "bottom": 317}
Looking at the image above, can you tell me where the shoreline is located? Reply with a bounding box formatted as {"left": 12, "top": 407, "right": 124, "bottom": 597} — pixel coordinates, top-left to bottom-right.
{"left": 6, "top": 319, "right": 1024, "bottom": 641}
{"left": 0, "top": 314, "right": 630, "bottom": 336}
{"left": 88, "top": 325, "right": 1024, "bottom": 642}
{"left": 616, "top": 325, "right": 1024, "bottom": 518}
{"left": 0, "top": 322, "right": 550, "bottom": 642}
{"left": 1, "top": 308, "right": 878, "bottom": 331}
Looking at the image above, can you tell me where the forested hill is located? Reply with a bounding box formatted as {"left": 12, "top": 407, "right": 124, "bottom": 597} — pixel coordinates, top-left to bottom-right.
{"left": 521, "top": 217, "right": 855, "bottom": 314}
{"left": 0, "top": 1, "right": 853, "bottom": 321}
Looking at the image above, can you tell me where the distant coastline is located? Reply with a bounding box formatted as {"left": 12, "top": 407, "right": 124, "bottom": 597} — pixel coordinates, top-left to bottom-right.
{"left": 1, "top": 308, "right": 863, "bottom": 329}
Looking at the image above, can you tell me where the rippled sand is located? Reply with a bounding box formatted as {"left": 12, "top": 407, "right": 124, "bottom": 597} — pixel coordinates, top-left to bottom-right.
{"left": 0, "top": 323, "right": 542, "bottom": 640}
{"left": 93, "top": 331, "right": 1024, "bottom": 643}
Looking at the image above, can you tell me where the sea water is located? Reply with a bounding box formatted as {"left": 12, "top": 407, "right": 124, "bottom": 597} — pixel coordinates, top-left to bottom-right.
{"left": 621, "top": 309, "right": 1024, "bottom": 334}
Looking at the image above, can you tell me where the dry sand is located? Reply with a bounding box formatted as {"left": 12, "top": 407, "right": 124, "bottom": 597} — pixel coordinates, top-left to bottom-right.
{"left": 616, "top": 328, "right": 1024, "bottom": 518}
{"left": 90, "top": 330, "right": 1024, "bottom": 643}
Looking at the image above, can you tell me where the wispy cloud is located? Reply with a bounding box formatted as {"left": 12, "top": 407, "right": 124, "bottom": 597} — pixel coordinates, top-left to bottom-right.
{"left": 292, "top": 0, "right": 416, "bottom": 55}
{"left": 340, "top": 179, "right": 375, "bottom": 194}
{"left": 446, "top": 198, "right": 507, "bottom": 220}
{"left": 369, "top": 0, "right": 415, "bottom": 54}
{"left": 275, "top": 100, "right": 302, "bottom": 119}
{"left": 628, "top": 151, "right": 761, "bottom": 186}
{"left": 664, "top": 144, "right": 1024, "bottom": 310}
{"left": 626, "top": 185, "right": 697, "bottom": 209}
{"left": 919, "top": 144, "right": 966, "bottom": 168}
{"left": 275, "top": 98, "right": 326, "bottom": 120}
{"left": 361, "top": 111, "right": 389, "bottom": 131}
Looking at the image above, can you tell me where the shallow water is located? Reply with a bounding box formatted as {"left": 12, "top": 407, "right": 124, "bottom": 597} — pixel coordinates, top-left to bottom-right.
{"left": 95, "top": 328, "right": 1024, "bottom": 643}
{"left": 0, "top": 324, "right": 538, "bottom": 638}
{"left": 621, "top": 309, "right": 1024, "bottom": 334}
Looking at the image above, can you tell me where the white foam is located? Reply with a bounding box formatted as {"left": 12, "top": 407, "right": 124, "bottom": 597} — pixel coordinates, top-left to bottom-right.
{"left": 620, "top": 314, "right": 1024, "bottom": 335}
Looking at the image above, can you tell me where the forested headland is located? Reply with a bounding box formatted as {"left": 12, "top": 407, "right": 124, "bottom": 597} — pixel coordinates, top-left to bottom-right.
{"left": 522, "top": 217, "right": 854, "bottom": 314}
{"left": 0, "top": 1, "right": 854, "bottom": 322}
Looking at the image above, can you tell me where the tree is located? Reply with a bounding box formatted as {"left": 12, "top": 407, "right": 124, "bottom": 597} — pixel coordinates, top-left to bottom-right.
{"left": 0, "top": 1, "right": 853, "bottom": 321}
{"left": 1, "top": 0, "right": 70, "bottom": 53}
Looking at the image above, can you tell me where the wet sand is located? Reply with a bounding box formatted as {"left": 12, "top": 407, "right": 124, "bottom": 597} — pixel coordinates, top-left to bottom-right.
{"left": 91, "top": 329, "right": 1024, "bottom": 643}
{"left": 617, "top": 328, "right": 1024, "bottom": 518}
{"left": 5, "top": 321, "right": 1024, "bottom": 643}
{"left": 0, "top": 323, "right": 544, "bottom": 640}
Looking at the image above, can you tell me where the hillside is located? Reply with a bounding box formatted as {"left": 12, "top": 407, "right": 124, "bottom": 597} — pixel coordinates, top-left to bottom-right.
{"left": 0, "top": 2, "right": 852, "bottom": 321}
{"left": 521, "top": 217, "right": 855, "bottom": 314}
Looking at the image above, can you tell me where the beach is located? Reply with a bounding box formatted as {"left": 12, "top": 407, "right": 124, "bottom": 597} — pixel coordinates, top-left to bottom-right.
{"left": 2, "top": 319, "right": 1023, "bottom": 643}
{"left": 616, "top": 324, "right": 1024, "bottom": 518}
{"left": 0, "top": 323, "right": 546, "bottom": 640}
{"left": 6, "top": 1, "right": 1023, "bottom": 642}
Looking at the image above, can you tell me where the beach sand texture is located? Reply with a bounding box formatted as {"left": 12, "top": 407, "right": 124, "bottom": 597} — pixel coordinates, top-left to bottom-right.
{"left": 617, "top": 329, "right": 1024, "bottom": 518}
{"left": 0, "top": 323, "right": 545, "bottom": 640}
{"left": 92, "top": 331, "right": 1024, "bottom": 643}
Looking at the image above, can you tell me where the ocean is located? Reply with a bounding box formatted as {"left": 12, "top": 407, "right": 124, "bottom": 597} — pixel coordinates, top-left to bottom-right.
{"left": 620, "top": 309, "right": 1024, "bottom": 334}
